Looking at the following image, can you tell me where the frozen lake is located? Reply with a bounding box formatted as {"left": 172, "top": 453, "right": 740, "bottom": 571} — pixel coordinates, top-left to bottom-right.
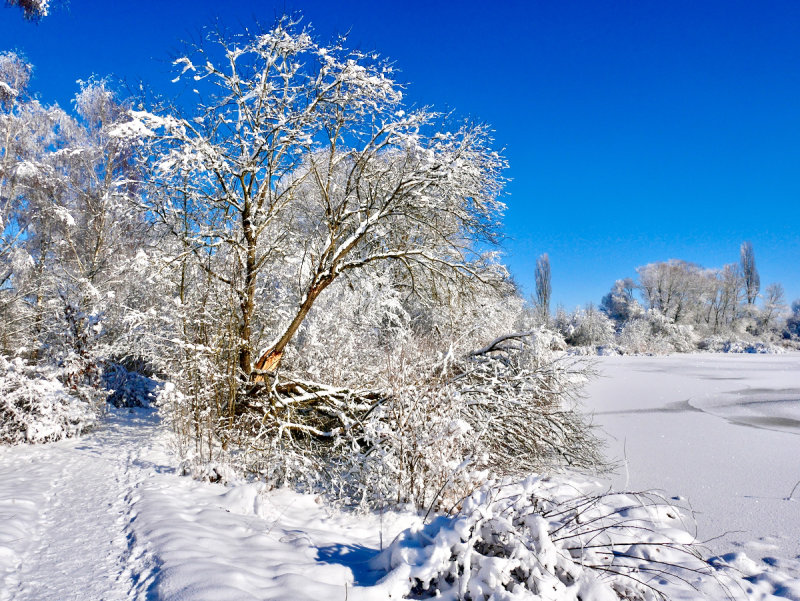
{"left": 585, "top": 353, "right": 800, "bottom": 557}
{"left": 583, "top": 353, "right": 800, "bottom": 561}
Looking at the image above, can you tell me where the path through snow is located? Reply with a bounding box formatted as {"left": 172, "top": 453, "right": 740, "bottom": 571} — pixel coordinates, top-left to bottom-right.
{"left": 0, "top": 410, "right": 164, "bottom": 600}
{"left": 0, "top": 409, "right": 417, "bottom": 601}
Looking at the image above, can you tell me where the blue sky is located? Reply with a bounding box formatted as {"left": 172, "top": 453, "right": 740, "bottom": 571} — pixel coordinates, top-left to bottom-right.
{"left": 2, "top": 0, "right": 798, "bottom": 309}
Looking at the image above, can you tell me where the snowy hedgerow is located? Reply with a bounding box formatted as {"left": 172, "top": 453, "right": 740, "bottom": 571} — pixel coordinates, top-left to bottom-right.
{"left": 0, "top": 356, "right": 97, "bottom": 444}
{"left": 373, "top": 476, "right": 731, "bottom": 601}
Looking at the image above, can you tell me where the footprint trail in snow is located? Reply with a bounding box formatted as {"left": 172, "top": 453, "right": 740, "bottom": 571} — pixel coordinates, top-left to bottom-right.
{"left": 0, "top": 409, "right": 408, "bottom": 601}
{"left": 0, "top": 410, "right": 165, "bottom": 601}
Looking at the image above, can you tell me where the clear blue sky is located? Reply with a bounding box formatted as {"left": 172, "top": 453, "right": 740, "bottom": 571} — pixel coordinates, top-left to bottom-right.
{"left": 2, "top": 0, "right": 798, "bottom": 309}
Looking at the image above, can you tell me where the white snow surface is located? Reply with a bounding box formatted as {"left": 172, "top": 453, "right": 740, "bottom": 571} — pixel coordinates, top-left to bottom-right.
{"left": 1, "top": 354, "right": 799, "bottom": 600}
{"left": 583, "top": 353, "right": 800, "bottom": 561}
{"left": 0, "top": 409, "right": 420, "bottom": 601}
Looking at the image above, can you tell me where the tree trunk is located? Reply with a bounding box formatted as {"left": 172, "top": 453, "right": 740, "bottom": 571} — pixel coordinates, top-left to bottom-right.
{"left": 252, "top": 279, "right": 329, "bottom": 381}
{"left": 239, "top": 209, "right": 258, "bottom": 379}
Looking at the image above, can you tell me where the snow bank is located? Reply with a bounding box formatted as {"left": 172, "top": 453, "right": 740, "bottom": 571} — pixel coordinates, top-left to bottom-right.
{"left": 130, "top": 429, "right": 800, "bottom": 601}
{"left": 130, "top": 447, "right": 421, "bottom": 601}
{"left": 373, "top": 475, "right": 800, "bottom": 600}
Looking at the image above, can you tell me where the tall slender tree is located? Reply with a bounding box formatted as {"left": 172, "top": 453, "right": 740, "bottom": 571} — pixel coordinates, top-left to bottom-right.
{"left": 740, "top": 241, "right": 760, "bottom": 306}
{"left": 534, "top": 253, "right": 551, "bottom": 323}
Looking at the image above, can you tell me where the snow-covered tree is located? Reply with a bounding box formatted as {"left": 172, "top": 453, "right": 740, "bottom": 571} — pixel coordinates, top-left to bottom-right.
{"left": 759, "top": 282, "right": 785, "bottom": 334}
{"left": 4, "top": 0, "right": 49, "bottom": 20}
{"left": 120, "top": 18, "right": 507, "bottom": 404}
{"left": 702, "top": 263, "right": 743, "bottom": 334}
{"left": 1, "top": 53, "right": 160, "bottom": 395}
{"left": 637, "top": 259, "right": 705, "bottom": 324}
{"left": 784, "top": 300, "right": 800, "bottom": 340}
{"left": 740, "top": 240, "right": 760, "bottom": 306}
{"left": 102, "top": 17, "right": 610, "bottom": 504}
{"left": 533, "top": 252, "right": 551, "bottom": 323}
{"left": 599, "top": 277, "right": 640, "bottom": 324}
{"left": 0, "top": 52, "right": 74, "bottom": 354}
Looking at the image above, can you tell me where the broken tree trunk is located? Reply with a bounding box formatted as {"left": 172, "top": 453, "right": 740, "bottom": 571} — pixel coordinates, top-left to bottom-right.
{"left": 237, "top": 371, "right": 386, "bottom": 446}
{"left": 251, "top": 279, "right": 331, "bottom": 381}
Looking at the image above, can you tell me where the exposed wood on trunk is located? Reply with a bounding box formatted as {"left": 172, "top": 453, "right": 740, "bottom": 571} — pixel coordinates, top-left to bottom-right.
{"left": 251, "top": 279, "right": 331, "bottom": 379}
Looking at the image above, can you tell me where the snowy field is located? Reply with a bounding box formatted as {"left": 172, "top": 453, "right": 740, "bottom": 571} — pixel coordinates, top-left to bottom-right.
{"left": 584, "top": 353, "right": 800, "bottom": 561}
{"left": 1, "top": 354, "right": 799, "bottom": 600}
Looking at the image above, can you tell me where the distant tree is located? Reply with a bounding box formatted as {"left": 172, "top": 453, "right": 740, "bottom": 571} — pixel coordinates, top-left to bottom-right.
{"left": 759, "top": 283, "right": 785, "bottom": 334}
{"left": 534, "top": 253, "right": 551, "bottom": 323}
{"left": 703, "top": 264, "right": 743, "bottom": 334}
{"left": 600, "top": 277, "right": 639, "bottom": 323}
{"left": 637, "top": 260, "right": 704, "bottom": 323}
{"left": 740, "top": 241, "right": 760, "bottom": 306}
{"left": 4, "top": 0, "right": 49, "bottom": 20}
{"left": 783, "top": 300, "right": 800, "bottom": 340}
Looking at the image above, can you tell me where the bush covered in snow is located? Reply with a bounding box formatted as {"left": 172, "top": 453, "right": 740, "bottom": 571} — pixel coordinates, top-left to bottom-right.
{"left": 338, "top": 330, "right": 603, "bottom": 511}
{"left": 102, "top": 362, "right": 161, "bottom": 407}
{"left": 160, "top": 326, "right": 604, "bottom": 511}
{"left": 696, "top": 336, "right": 783, "bottom": 355}
{"left": 0, "top": 356, "right": 98, "bottom": 444}
{"left": 555, "top": 305, "right": 616, "bottom": 348}
{"left": 374, "top": 476, "right": 735, "bottom": 601}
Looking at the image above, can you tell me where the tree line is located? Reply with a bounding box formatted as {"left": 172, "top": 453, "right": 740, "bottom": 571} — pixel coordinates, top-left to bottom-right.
{"left": 532, "top": 244, "right": 797, "bottom": 353}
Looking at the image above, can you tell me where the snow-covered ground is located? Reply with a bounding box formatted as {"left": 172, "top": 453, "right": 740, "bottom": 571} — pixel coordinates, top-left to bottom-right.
{"left": 583, "top": 353, "right": 800, "bottom": 561}
{"left": 0, "top": 408, "right": 421, "bottom": 600}
{"left": 1, "top": 354, "right": 799, "bottom": 600}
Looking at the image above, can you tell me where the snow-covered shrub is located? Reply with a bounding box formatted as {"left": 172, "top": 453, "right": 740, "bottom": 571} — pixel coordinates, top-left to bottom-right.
{"left": 613, "top": 314, "right": 674, "bottom": 355}
{"left": 330, "top": 329, "right": 604, "bottom": 511}
{"left": 617, "top": 317, "right": 659, "bottom": 354}
{"left": 696, "top": 335, "right": 781, "bottom": 354}
{"left": 103, "top": 362, "right": 161, "bottom": 407}
{"left": 783, "top": 300, "right": 800, "bottom": 340}
{"left": 635, "top": 310, "right": 697, "bottom": 354}
{"left": 558, "top": 306, "right": 615, "bottom": 348}
{"left": 0, "top": 356, "right": 98, "bottom": 444}
{"left": 351, "top": 352, "right": 485, "bottom": 511}
{"left": 374, "top": 476, "right": 727, "bottom": 601}
{"left": 175, "top": 327, "right": 604, "bottom": 512}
